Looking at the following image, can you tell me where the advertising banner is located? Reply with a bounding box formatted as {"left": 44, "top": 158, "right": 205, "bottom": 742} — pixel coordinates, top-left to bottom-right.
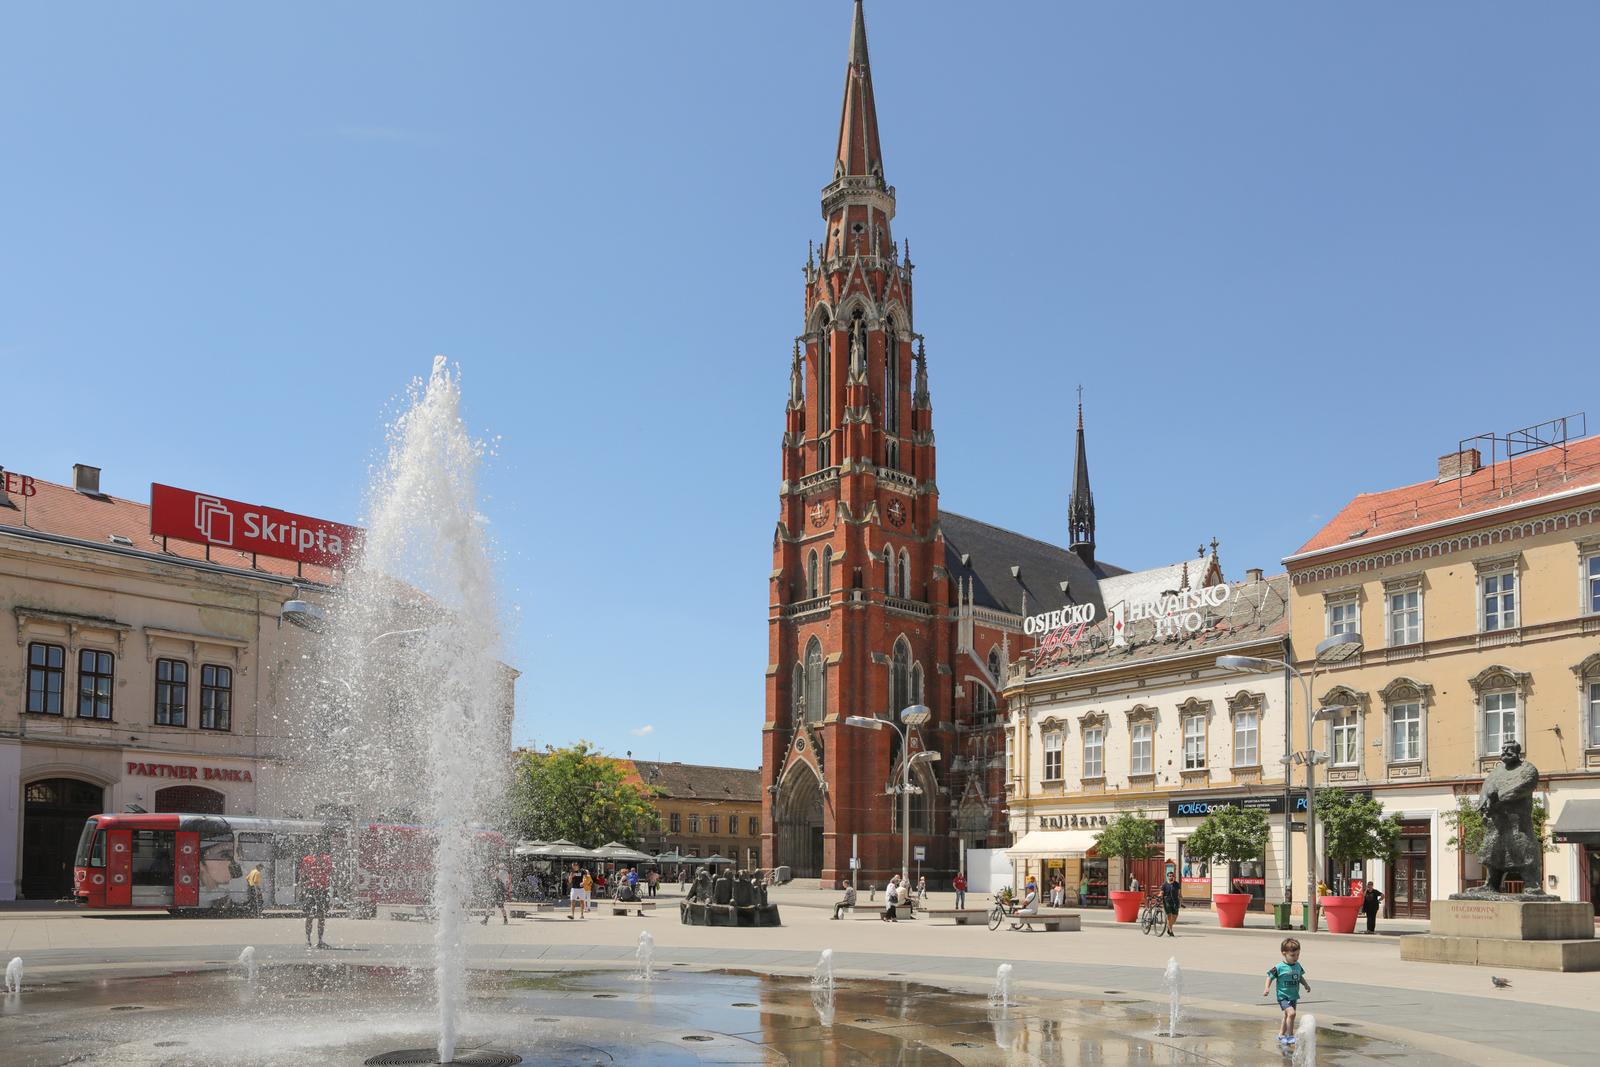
{"left": 150, "top": 483, "right": 362, "bottom": 568}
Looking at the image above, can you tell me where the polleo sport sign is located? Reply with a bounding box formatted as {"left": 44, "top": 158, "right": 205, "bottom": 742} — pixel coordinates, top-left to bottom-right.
{"left": 150, "top": 483, "right": 362, "bottom": 568}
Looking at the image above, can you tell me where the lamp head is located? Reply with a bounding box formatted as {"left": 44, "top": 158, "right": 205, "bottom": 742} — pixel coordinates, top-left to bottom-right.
{"left": 1313, "top": 631, "right": 1363, "bottom": 665}
{"left": 281, "top": 599, "right": 328, "bottom": 633}
{"left": 899, "top": 704, "right": 931, "bottom": 727}
{"left": 1215, "top": 654, "right": 1275, "bottom": 674}
{"left": 910, "top": 750, "right": 941, "bottom": 765}
{"left": 845, "top": 716, "right": 884, "bottom": 730}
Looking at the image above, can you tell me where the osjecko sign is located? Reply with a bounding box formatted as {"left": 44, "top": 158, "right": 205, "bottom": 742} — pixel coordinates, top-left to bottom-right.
{"left": 150, "top": 483, "right": 362, "bottom": 568}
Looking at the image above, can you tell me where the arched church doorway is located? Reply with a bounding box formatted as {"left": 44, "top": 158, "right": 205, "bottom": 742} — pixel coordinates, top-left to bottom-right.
{"left": 21, "top": 777, "right": 104, "bottom": 900}
{"left": 774, "top": 762, "right": 824, "bottom": 879}
{"left": 154, "top": 785, "right": 226, "bottom": 814}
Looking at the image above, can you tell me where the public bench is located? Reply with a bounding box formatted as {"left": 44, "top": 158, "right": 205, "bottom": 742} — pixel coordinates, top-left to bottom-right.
{"left": 1006, "top": 910, "right": 1080, "bottom": 932}
{"left": 848, "top": 905, "right": 919, "bottom": 920}
{"left": 611, "top": 899, "right": 658, "bottom": 917}
{"left": 921, "top": 908, "right": 990, "bottom": 925}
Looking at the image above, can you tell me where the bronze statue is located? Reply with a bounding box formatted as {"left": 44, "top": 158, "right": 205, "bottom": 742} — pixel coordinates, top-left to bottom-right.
{"left": 1469, "top": 741, "right": 1547, "bottom": 896}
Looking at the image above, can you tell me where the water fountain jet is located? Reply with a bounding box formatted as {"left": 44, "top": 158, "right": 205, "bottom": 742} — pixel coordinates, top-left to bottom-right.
{"left": 5, "top": 956, "right": 21, "bottom": 994}
{"left": 1161, "top": 955, "right": 1183, "bottom": 1036}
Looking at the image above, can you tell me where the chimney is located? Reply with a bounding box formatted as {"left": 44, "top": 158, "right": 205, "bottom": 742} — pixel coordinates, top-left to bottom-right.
{"left": 1245, "top": 567, "right": 1264, "bottom": 583}
{"left": 72, "top": 464, "right": 102, "bottom": 495}
{"left": 1437, "top": 448, "right": 1482, "bottom": 482}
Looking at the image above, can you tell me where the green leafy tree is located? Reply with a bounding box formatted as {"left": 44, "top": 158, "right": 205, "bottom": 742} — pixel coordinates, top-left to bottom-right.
{"left": 1315, "top": 789, "right": 1401, "bottom": 894}
{"left": 508, "top": 741, "right": 660, "bottom": 848}
{"left": 1444, "top": 795, "right": 1554, "bottom": 857}
{"left": 1183, "top": 805, "right": 1271, "bottom": 873}
{"left": 1093, "top": 813, "right": 1161, "bottom": 889}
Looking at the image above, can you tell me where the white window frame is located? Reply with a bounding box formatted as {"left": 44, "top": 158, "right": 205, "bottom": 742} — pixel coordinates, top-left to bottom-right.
{"left": 1130, "top": 722, "right": 1153, "bottom": 776}
{"left": 1232, "top": 710, "right": 1259, "bottom": 768}
{"left": 1042, "top": 730, "right": 1063, "bottom": 782}
{"left": 1386, "top": 586, "right": 1421, "bottom": 647}
{"left": 1082, "top": 727, "right": 1105, "bottom": 779}
{"left": 1588, "top": 680, "right": 1600, "bottom": 752}
{"left": 1325, "top": 592, "right": 1360, "bottom": 638}
{"left": 1328, "top": 711, "right": 1359, "bottom": 767}
{"left": 1182, "top": 715, "right": 1206, "bottom": 771}
{"left": 1389, "top": 701, "right": 1422, "bottom": 763}
{"left": 1481, "top": 689, "right": 1520, "bottom": 755}
{"left": 1584, "top": 549, "right": 1600, "bottom": 617}
{"left": 1478, "top": 565, "right": 1518, "bottom": 633}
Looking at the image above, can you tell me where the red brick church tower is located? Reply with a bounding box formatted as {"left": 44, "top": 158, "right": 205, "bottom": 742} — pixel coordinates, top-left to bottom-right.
{"left": 762, "top": 2, "right": 1117, "bottom": 887}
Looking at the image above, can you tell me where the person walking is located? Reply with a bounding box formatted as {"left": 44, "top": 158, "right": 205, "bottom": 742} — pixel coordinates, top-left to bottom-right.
{"left": 952, "top": 871, "right": 967, "bottom": 910}
{"left": 581, "top": 868, "right": 595, "bottom": 914}
{"left": 832, "top": 882, "right": 857, "bottom": 920}
{"left": 567, "top": 862, "right": 585, "bottom": 920}
{"left": 481, "top": 866, "right": 509, "bottom": 925}
{"left": 1161, "top": 870, "right": 1182, "bottom": 937}
{"left": 1262, "top": 938, "right": 1310, "bottom": 1046}
{"left": 246, "top": 864, "right": 264, "bottom": 916}
{"left": 916, "top": 875, "right": 928, "bottom": 906}
{"left": 299, "top": 846, "right": 333, "bottom": 949}
{"left": 1362, "top": 884, "right": 1384, "bottom": 934}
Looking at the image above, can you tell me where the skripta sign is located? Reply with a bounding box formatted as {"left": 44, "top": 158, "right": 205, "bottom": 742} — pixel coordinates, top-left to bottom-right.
{"left": 150, "top": 483, "right": 362, "bottom": 568}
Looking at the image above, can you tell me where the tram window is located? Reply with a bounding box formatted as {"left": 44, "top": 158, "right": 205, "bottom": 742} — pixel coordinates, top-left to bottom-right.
{"left": 91, "top": 831, "right": 105, "bottom": 867}
{"left": 237, "top": 833, "right": 272, "bottom": 863}
{"left": 131, "top": 830, "right": 175, "bottom": 886}
{"left": 75, "top": 823, "right": 106, "bottom": 868}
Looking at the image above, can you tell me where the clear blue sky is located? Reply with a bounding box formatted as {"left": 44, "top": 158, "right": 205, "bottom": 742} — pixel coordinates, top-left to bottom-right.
{"left": 4, "top": 3, "right": 1596, "bottom": 769}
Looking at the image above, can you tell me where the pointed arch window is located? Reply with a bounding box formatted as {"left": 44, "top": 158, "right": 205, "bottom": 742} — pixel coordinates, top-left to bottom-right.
{"left": 884, "top": 439, "right": 899, "bottom": 471}
{"left": 898, "top": 549, "right": 911, "bottom": 600}
{"left": 821, "top": 547, "right": 832, "bottom": 596}
{"left": 890, "top": 637, "right": 912, "bottom": 715}
{"left": 791, "top": 663, "right": 805, "bottom": 727}
{"left": 884, "top": 323, "right": 900, "bottom": 434}
{"left": 816, "top": 314, "right": 832, "bottom": 469}
{"left": 987, "top": 648, "right": 1003, "bottom": 685}
{"left": 805, "top": 638, "right": 825, "bottom": 723}
{"left": 806, "top": 551, "right": 819, "bottom": 600}
{"left": 884, "top": 545, "right": 896, "bottom": 596}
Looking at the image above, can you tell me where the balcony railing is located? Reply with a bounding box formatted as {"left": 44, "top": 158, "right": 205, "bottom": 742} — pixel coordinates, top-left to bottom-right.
{"left": 884, "top": 596, "right": 933, "bottom": 618}
{"left": 783, "top": 596, "right": 830, "bottom": 620}
{"left": 794, "top": 467, "right": 840, "bottom": 495}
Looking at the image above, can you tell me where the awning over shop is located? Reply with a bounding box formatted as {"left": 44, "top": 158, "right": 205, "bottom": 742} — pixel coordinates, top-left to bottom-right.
{"left": 1007, "top": 830, "right": 1101, "bottom": 856}
{"left": 1552, "top": 799, "right": 1600, "bottom": 846}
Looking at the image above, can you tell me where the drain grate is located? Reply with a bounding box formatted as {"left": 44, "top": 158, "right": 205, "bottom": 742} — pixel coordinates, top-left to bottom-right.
{"left": 681, "top": 1035, "right": 714, "bottom": 1043}
{"left": 731, "top": 1002, "right": 757, "bottom": 1007}
{"left": 952, "top": 1041, "right": 982, "bottom": 1048}
{"left": 364, "top": 1052, "right": 521, "bottom": 1066}
{"left": 110, "top": 1005, "right": 144, "bottom": 1012}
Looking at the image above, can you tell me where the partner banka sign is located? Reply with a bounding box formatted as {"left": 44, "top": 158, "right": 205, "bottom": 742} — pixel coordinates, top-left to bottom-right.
{"left": 150, "top": 483, "right": 362, "bottom": 568}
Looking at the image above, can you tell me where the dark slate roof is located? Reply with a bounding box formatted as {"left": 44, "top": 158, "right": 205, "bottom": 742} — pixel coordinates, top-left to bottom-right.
{"left": 629, "top": 761, "right": 761, "bottom": 803}
{"left": 940, "top": 512, "right": 1126, "bottom": 620}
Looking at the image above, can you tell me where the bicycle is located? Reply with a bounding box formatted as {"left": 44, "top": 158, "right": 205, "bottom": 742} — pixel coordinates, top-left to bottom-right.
{"left": 987, "top": 894, "right": 1017, "bottom": 931}
{"left": 1139, "top": 893, "right": 1164, "bottom": 935}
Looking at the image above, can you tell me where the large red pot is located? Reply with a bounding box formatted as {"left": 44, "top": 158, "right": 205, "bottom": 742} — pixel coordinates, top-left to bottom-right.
{"left": 1213, "top": 892, "right": 1252, "bottom": 928}
{"left": 1319, "top": 895, "right": 1362, "bottom": 934}
{"left": 1109, "top": 890, "right": 1144, "bottom": 923}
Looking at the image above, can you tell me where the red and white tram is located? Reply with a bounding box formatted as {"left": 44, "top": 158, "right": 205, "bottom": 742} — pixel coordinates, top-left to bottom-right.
{"left": 73, "top": 812, "right": 505, "bottom": 916}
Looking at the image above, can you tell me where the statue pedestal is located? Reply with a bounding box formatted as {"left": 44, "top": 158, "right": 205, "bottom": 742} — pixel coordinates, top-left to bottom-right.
{"left": 1401, "top": 899, "right": 1600, "bottom": 972}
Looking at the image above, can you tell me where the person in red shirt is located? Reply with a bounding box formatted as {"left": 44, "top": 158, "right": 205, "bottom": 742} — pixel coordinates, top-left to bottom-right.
{"left": 300, "top": 846, "right": 334, "bottom": 949}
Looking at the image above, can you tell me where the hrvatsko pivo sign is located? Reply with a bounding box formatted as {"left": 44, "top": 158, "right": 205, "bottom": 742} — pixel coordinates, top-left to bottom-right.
{"left": 150, "top": 483, "right": 362, "bottom": 568}
{"left": 1025, "top": 583, "right": 1233, "bottom": 666}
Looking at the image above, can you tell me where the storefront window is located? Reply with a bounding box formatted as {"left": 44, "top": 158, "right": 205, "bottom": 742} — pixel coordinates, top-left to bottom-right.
{"left": 1230, "top": 857, "right": 1267, "bottom": 909}
{"left": 1082, "top": 856, "right": 1108, "bottom": 907}
{"left": 1177, "top": 840, "right": 1211, "bottom": 903}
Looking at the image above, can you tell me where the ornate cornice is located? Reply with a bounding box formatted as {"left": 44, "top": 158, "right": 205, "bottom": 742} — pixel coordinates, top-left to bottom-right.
{"left": 1572, "top": 652, "right": 1600, "bottom": 679}
{"left": 1176, "top": 696, "right": 1213, "bottom": 720}
{"left": 1378, "top": 676, "right": 1434, "bottom": 704}
{"left": 1224, "top": 689, "right": 1265, "bottom": 717}
{"left": 1126, "top": 703, "right": 1159, "bottom": 724}
{"left": 1467, "top": 664, "right": 1531, "bottom": 696}
{"left": 1318, "top": 684, "right": 1369, "bottom": 714}
{"left": 1078, "top": 710, "right": 1107, "bottom": 729}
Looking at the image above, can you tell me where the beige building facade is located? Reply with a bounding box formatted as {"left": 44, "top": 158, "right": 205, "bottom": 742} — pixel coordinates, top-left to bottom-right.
{"left": 1285, "top": 434, "right": 1600, "bottom": 918}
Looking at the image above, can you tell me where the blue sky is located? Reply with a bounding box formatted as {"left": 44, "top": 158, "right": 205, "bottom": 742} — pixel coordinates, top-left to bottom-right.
{"left": 4, "top": 2, "right": 1596, "bottom": 769}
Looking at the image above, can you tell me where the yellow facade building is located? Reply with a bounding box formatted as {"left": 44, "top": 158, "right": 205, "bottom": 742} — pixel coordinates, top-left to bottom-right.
{"left": 1285, "top": 431, "right": 1600, "bottom": 918}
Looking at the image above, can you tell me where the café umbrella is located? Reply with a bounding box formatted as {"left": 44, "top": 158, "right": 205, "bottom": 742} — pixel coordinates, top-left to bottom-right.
{"left": 593, "top": 842, "right": 654, "bottom": 864}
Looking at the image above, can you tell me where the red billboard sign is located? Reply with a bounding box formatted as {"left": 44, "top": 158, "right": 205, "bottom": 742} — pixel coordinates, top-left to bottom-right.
{"left": 150, "top": 483, "right": 362, "bottom": 568}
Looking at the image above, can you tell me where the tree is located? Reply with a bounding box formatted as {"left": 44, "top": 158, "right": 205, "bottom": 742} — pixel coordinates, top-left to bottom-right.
{"left": 1183, "top": 805, "right": 1271, "bottom": 872}
{"left": 1315, "top": 789, "right": 1401, "bottom": 893}
{"left": 508, "top": 742, "right": 660, "bottom": 848}
{"left": 1093, "top": 813, "right": 1161, "bottom": 889}
{"left": 1444, "top": 795, "right": 1554, "bottom": 858}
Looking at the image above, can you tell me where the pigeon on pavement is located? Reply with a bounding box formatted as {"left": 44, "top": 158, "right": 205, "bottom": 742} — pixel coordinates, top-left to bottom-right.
{"left": 1490, "top": 976, "right": 1512, "bottom": 989}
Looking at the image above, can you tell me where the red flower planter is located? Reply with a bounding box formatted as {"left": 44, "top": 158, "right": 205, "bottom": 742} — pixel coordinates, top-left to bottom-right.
{"left": 1109, "top": 890, "right": 1144, "bottom": 923}
{"left": 1319, "top": 894, "right": 1362, "bottom": 934}
{"left": 1213, "top": 892, "right": 1252, "bottom": 928}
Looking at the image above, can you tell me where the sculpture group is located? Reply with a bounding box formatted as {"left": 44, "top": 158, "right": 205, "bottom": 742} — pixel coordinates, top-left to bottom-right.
{"left": 679, "top": 868, "right": 781, "bottom": 926}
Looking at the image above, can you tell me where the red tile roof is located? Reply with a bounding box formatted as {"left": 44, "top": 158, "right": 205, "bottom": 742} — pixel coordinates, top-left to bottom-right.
{"left": 1290, "top": 435, "right": 1600, "bottom": 561}
{"left": 0, "top": 476, "right": 340, "bottom": 585}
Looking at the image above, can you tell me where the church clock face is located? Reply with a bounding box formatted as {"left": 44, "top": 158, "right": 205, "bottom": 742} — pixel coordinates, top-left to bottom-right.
{"left": 810, "top": 502, "right": 830, "bottom": 528}
{"left": 886, "top": 498, "right": 906, "bottom": 527}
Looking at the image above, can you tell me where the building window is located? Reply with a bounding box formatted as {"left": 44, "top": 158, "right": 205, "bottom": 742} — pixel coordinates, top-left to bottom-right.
{"left": 1585, "top": 552, "right": 1600, "bottom": 615}
{"left": 806, "top": 551, "right": 819, "bottom": 599}
{"left": 1326, "top": 598, "right": 1359, "bottom": 637}
{"left": 688, "top": 815, "right": 700, "bottom": 834}
{"left": 1233, "top": 710, "right": 1259, "bottom": 767}
{"left": 885, "top": 325, "right": 900, "bottom": 434}
{"left": 1330, "top": 712, "right": 1358, "bottom": 766}
{"left": 898, "top": 549, "right": 911, "bottom": 599}
{"left": 155, "top": 659, "right": 188, "bottom": 726}
{"left": 1083, "top": 727, "right": 1105, "bottom": 779}
{"left": 200, "top": 664, "right": 232, "bottom": 731}
{"left": 1481, "top": 570, "right": 1517, "bottom": 632}
{"left": 988, "top": 648, "right": 1003, "bottom": 685}
{"left": 26, "top": 642, "right": 65, "bottom": 715}
{"left": 1042, "top": 731, "right": 1063, "bottom": 781}
{"left": 1588, "top": 681, "right": 1600, "bottom": 750}
{"left": 77, "top": 649, "right": 114, "bottom": 720}
{"left": 973, "top": 685, "right": 997, "bottom": 725}
{"left": 1387, "top": 588, "right": 1420, "bottom": 646}
{"left": 805, "top": 638, "right": 825, "bottom": 722}
{"left": 1183, "top": 716, "right": 1206, "bottom": 771}
{"left": 816, "top": 319, "right": 832, "bottom": 468}
{"left": 708, "top": 815, "right": 719, "bottom": 834}
{"left": 890, "top": 637, "right": 911, "bottom": 714}
{"left": 1130, "top": 722, "right": 1153, "bottom": 775}
{"left": 729, "top": 816, "right": 739, "bottom": 835}
{"left": 884, "top": 545, "right": 896, "bottom": 596}
{"left": 669, "top": 812, "right": 681, "bottom": 834}
{"left": 1390, "top": 702, "right": 1422, "bottom": 762}
{"left": 821, "top": 547, "right": 832, "bottom": 596}
{"left": 1482, "top": 690, "right": 1518, "bottom": 753}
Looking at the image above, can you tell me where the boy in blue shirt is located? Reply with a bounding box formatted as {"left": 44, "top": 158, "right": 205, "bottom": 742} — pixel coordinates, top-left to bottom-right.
{"left": 1262, "top": 937, "right": 1309, "bottom": 1044}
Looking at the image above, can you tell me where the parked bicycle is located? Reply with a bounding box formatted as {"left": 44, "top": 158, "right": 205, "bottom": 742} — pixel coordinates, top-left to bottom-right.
{"left": 1139, "top": 892, "right": 1165, "bottom": 935}
{"left": 987, "top": 894, "right": 1019, "bottom": 931}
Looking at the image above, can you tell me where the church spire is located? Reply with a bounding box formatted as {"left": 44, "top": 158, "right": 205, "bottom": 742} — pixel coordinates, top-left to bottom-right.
{"left": 834, "top": 0, "right": 884, "bottom": 183}
{"left": 1068, "top": 388, "right": 1096, "bottom": 566}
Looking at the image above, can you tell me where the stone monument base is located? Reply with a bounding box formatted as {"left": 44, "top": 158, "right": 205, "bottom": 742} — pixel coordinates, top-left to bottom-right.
{"left": 1400, "top": 899, "right": 1600, "bottom": 972}
{"left": 679, "top": 901, "right": 782, "bottom": 927}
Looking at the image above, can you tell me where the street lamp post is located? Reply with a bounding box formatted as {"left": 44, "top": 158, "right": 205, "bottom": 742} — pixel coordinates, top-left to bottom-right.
{"left": 846, "top": 705, "right": 939, "bottom": 884}
{"left": 1217, "top": 631, "right": 1362, "bottom": 933}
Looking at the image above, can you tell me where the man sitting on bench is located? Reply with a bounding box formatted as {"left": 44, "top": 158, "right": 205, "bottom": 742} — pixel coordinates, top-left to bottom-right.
{"left": 832, "top": 883, "right": 857, "bottom": 920}
{"left": 1009, "top": 881, "right": 1040, "bottom": 931}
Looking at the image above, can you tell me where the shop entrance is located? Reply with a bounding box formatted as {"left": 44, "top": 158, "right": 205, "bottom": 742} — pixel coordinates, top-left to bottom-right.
{"left": 154, "top": 785, "right": 225, "bottom": 814}
{"left": 1389, "top": 821, "right": 1431, "bottom": 918}
{"left": 21, "top": 777, "right": 105, "bottom": 900}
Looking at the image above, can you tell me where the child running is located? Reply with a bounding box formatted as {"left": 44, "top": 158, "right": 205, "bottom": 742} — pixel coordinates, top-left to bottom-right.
{"left": 1262, "top": 937, "right": 1310, "bottom": 1045}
